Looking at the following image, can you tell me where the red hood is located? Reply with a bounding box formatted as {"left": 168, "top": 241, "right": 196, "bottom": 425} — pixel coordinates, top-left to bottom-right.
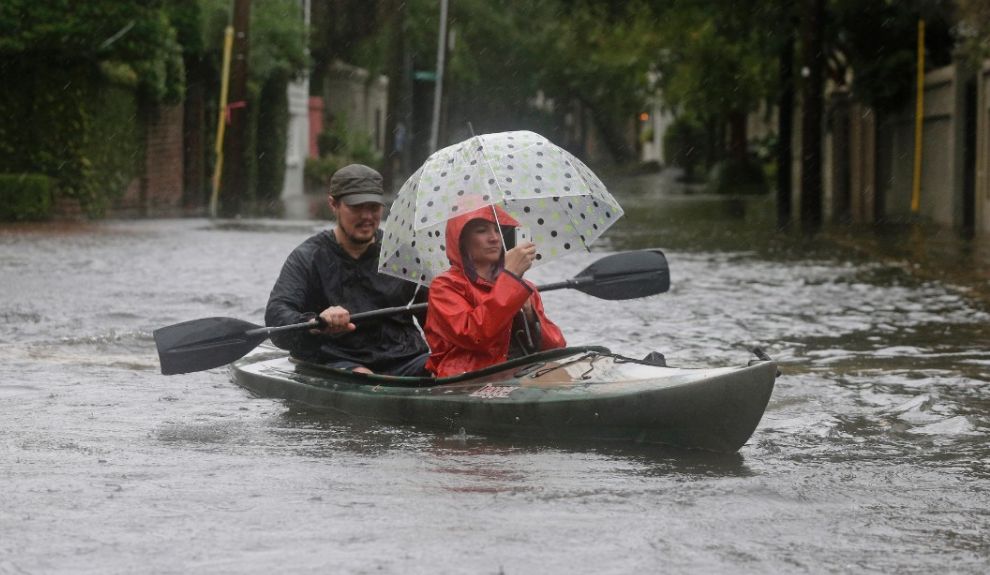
{"left": 444, "top": 204, "right": 519, "bottom": 271}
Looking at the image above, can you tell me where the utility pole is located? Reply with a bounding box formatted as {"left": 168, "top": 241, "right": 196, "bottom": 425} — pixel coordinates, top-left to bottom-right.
{"left": 800, "top": 0, "right": 824, "bottom": 228}
{"left": 428, "top": 0, "right": 449, "bottom": 153}
{"left": 777, "top": 5, "right": 795, "bottom": 228}
{"left": 221, "top": 0, "right": 251, "bottom": 217}
{"left": 382, "top": 0, "right": 406, "bottom": 192}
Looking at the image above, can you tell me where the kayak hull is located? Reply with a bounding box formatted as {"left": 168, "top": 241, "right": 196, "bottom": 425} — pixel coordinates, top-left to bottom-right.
{"left": 231, "top": 346, "right": 776, "bottom": 453}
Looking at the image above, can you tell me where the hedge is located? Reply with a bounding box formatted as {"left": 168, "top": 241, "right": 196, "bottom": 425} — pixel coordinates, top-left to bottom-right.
{"left": 0, "top": 174, "right": 53, "bottom": 221}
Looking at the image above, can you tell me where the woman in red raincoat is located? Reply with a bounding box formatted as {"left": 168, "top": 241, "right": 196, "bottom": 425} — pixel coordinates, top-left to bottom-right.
{"left": 424, "top": 205, "right": 566, "bottom": 377}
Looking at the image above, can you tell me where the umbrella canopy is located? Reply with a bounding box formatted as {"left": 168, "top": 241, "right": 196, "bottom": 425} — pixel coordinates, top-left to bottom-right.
{"left": 379, "top": 130, "right": 623, "bottom": 285}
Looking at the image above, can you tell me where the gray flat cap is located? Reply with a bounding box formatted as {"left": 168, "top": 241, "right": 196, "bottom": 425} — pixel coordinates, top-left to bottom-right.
{"left": 329, "top": 164, "right": 385, "bottom": 205}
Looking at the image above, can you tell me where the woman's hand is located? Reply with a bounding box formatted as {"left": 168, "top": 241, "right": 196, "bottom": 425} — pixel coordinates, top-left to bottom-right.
{"left": 312, "top": 305, "right": 356, "bottom": 334}
{"left": 504, "top": 242, "right": 537, "bottom": 276}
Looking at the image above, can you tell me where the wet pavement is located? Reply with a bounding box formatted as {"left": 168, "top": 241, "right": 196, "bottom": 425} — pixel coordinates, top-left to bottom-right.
{"left": 1, "top": 171, "right": 989, "bottom": 573}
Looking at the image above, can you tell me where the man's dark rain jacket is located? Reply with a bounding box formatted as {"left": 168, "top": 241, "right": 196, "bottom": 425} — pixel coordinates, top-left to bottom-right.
{"left": 265, "top": 229, "right": 428, "bottom": 370}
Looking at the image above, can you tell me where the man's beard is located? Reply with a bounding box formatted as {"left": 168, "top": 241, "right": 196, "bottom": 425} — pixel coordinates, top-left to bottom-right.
{"left": 343, "top": 223, "right": 376, "bottom": 245}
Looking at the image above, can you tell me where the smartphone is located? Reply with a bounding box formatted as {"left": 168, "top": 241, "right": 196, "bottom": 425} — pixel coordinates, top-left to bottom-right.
{"left": 515, "top": 226, "right": 531, "bottom": 246}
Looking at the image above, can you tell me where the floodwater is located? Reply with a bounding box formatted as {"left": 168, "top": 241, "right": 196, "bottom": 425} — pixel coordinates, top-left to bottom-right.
{"left": 2, "top": 171, "right": 989, "bottom": 573}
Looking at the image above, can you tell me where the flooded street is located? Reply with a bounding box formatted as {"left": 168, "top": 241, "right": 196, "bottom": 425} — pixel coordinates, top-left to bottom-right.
{"left": 2, "top": 173, "right": 989, "bottom": 573}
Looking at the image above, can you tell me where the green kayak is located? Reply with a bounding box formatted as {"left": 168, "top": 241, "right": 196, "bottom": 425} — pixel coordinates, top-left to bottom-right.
{"left": 231, "top": 346, "right": 777, "bottom": 453}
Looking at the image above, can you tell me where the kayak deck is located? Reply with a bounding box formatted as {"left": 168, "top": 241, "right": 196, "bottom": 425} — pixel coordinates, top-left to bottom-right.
{"left": 231, "top": 346, "right": 777, "bottom": 453}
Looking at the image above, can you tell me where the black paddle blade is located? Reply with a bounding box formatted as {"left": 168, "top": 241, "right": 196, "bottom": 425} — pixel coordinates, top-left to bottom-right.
{"left": 154, "top": 317, "right": 267, "bottom": 375}
{"left": 575, "top": 249, "right": 670, "bottom": 300}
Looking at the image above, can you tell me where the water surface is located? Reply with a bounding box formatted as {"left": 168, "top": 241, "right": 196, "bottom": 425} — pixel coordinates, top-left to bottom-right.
{"left": 2, "top": 173, "right": 988, "bottom": 573}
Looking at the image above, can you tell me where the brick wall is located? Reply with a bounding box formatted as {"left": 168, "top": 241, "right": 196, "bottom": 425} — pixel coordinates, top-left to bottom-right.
{"left": 141, "top": 104, "right": 185, "bottom": 216}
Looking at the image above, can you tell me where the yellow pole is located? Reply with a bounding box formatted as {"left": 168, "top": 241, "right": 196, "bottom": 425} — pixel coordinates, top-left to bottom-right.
{"left": 210, "top": 25, "right": 235, "bottom": 218}
{"left": 910, "top": 18, "right": 925, "bottom": 214}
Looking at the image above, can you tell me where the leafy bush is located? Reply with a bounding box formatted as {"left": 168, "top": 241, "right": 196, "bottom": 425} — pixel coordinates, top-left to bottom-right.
{"left": 663, "top": 116, "right": 706, "bottom": 181}
{"left": 305, "top": 156, "right": 345, "bottom": 190}
{"left": 0, "top": 174, "right": 53, "bottom": 221}
{"left": 706, "top": 158, "right": 767, "bottom": 195}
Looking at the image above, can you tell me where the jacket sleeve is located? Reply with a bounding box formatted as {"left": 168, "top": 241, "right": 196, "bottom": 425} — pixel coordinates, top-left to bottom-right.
{"left": 529, "top": 289, "right": 567, "bottom": 350}
{"left": 428, "top": 272, "right": 533, "bottom": 352}
{"left": 265, "top": 247, "right": 318, "bottom": 350}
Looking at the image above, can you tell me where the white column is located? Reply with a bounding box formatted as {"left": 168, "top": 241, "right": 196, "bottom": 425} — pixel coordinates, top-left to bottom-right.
{"left": 281, "top": 0, "right": 310, "bottom": 220}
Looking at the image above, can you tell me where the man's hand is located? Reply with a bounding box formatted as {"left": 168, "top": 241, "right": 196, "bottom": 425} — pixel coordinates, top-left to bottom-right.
{"left": 504, "top": 241, "right": 537, "bottom": 277}
{"left": 312, "top": 305, "right": 356, "bottom": 335}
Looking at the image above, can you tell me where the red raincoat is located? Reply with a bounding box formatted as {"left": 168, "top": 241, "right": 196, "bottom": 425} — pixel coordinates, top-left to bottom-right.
{"left": 424, "top": 205, "right": 566, "bottom": 377}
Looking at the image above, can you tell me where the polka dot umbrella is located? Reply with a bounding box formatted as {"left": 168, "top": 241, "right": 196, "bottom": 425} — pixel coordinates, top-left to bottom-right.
{"left": 379, "top": 130, "right": 624, "bottom": 286}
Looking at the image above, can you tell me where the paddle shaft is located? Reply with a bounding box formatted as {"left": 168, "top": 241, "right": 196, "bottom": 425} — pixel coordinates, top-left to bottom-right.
{"left": 242, "top": 277, "right": 589, "bottom": 338}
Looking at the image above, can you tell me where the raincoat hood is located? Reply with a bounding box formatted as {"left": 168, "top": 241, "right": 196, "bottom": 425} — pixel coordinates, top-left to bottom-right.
{"left": 444, "top": 205, "right": 519, "bottom": 271}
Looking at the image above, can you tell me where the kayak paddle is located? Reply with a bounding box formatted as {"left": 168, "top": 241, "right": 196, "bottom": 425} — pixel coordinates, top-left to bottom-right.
{"left": 154, "top": 249, "right": 670, "bottom": 375}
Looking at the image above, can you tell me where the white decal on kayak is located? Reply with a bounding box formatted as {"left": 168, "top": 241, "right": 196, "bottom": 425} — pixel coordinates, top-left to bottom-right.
{"left": 470, "top": 384, "right": 514, "bottom": 399}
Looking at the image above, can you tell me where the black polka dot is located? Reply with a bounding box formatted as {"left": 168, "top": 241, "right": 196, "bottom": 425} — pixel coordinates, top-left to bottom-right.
{"left": 420, "top": 274, "right": 426, "bottom": 281}
{"left": 488, "top": 178, "right": 495, "bottom": 185}
{"left": 565, "top": 173, "right": 572, "bottom": 178}
{"left": 605, "top": 211, "right": 611, "bottom": 218}
{"left": 564, "top": 243, "right": 571, "bottom": 250}
{"left": 420, "top": 217, "right": 427, "bottom": 223}
{"left": 433, "top": 186, "right": 440, "bottom": 191}
{"left": 534, "top": 188, "right": 541, "bottom": 193}
{"left": 593, "top": 201, "right": 599, "bottom": 207}
{"left": 536, "top": 175, "right": 542, "bottom": 181}
{"left": 523, "top": 206, "right": 531, "bottom": 213}
{"left": 441, "top": 171, "right": 448, "bottom": 177}
{"left": 536, "top": 163, "right": 543, "bottom": 169}
{"left": 507, "top": 165, "right": 514, "bottom": 170}
{"left": 592, "top": 224, "right": 598, "bottom": 230}
{"left": 550, "top": 230, "right": 558, "bottom": 237}
{"left": 451, "top": 206, "right": 459, "bottom": 212}
{"left": 552, "top": 196, "right": 559, "bottom": 202}
{"left": 402, "top": 267, "right": 408, "bottom": 274}
{"left": 457, "top": 190, "right": 465, "bottom": 196}
{"left": 482, "top": 195, "right": 490, "bottom": 201}
{"left": 564, "top": 186, "right": 571, "bottom": 192}
{"left": 415, "top": 257, "right": 421, "bottom": 264}
{"left": 506, "top": 177, "right": 513, "bottom": 183}
{"left": 580, "top": 213, "right": 586, "bottom": 219}
{"left": 535, "top": 253, "right": 542, "bottom": 260}
{"left": 440, "top": 244, "right": 445, "bottom": 251}
{"left": 537, "top": 218, "right": 544, "bottom": 225}
{"left": 470, "top": 160, "right": 478, "bottom": 165}
{"left": 464, "top": 175, "right": 470, "bottom": 181}
{"left": 427, "top": 200, "right": 434, "bottom": 207}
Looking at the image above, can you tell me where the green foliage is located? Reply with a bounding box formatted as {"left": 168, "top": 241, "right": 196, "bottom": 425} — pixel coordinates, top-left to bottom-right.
{"left": 706, "top": 159, "right": 767, "bottom": 195}
{"left": 0, "top": 61, "right": 96, "bottom": 213}
{"left": 830, "top": 0, "right": 956, "bottom": 113}
{"left": 0, "top": 0, "right": 186, "bottom": 104}
{"left": 0, "top": 173, "right": 53, "bottom": 221}
{"left": 0, "top": 58, "right": 145, "bottom": 217}
{"left": 82, "top": 82, "right": 145, "bottom": 215}
{"left": 305, "top": 156, "right": 345, "bottom": 190}
{"left": 255, "top": 74, "right": 290, "bottom": 203}
{"left": 656, "top": 0, "right": 779, "bottom": 123}
{"left": 662, "top": 116, "right": 706, "bottom": 180}
{"left": 955, "top": 0, "right": 990, "bottom": 70}
{"left": 250, "top": 0, "right": 309, "bottom": 86}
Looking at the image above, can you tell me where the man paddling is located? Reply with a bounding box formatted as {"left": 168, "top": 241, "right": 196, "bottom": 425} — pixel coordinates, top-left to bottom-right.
{"left": 265, "top": 164, "right": 429, "bottom": 375}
